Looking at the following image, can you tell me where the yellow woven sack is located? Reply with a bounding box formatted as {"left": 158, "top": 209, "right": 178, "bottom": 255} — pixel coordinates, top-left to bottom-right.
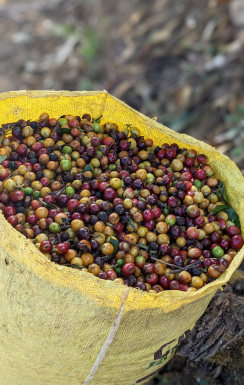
{"left": 0, "top": 90, "right": 243, "bottom": 385}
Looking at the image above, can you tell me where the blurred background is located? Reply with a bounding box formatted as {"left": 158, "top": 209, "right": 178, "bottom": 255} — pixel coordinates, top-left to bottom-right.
{"left": 0, "top": 0, "right": 243, "bottom": 384}
{"left": 0, "top": 0, "right": 244, "bottom": 173}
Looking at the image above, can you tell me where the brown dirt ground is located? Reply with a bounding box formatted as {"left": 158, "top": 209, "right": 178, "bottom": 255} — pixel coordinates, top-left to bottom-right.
{"left": 0, "top": 0, "right": 243, "bottom": 171}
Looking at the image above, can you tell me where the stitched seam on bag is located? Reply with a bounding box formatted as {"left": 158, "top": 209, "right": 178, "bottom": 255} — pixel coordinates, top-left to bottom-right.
{"left": 83, "top": 287, "right": 130, "bottom": 385}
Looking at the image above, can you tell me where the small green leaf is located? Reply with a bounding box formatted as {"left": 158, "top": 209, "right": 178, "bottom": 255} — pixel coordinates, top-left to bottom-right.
{"left": 211, "top": 205, "right": 229, "bottom": 214}
{"left": 57, "top": 126, "right": 72, "bottom": 134}
{"left": 219, "top": 183, "right": 229, "bottom": 204}
{"left": 214, "top": 182, "right": 229, "bottom": 204}
{"left": 128, "top": 218, "right": 136, "bottom": 230}
{"left": 84, "top": 163, "right": 93, "bottom": 172}
{"left": 137, "top": 243, "right": 149, "bottom": 250}
{"left": 65, "top": 262, "right": 85, "bottom": 270}
{"left": 105, "top": 222, "right": 113, "bottom": 227}
{"left": 108, "top": 236, "right": 119, "bottom": 254}
{"left": 222, "top": 188, "right": 229, "bottom": 204}
{"left": 211, "top": 205, "right": 240, "bottom": 228}
{"left": 216, "top": 191, "right": 222, "bottom": 200}
{"left": 226, "top": 208, "right": 240, "bottom": 229}
{"left": 0, "top": 155, "right": 7, "bottom": 164}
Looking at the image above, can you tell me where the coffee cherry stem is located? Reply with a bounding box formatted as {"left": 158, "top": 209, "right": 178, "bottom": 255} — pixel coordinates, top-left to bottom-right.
{"left": 39, "top": 198, "right": 58, "bottom": 210}
{"left": 170, "top": 260, "right": 203, "bottom": 273}
{"left": 55, "top": 186, "right": 67, "bottom": 196}
{"left": 213, "top": 265, "right": 225, "bottom": 273}
{"left": 50, "top": 186, "right": 66, "bottom": 198}
{"left": 138, "top": 196, "right": 146, "bottom": 202}
{"left": 151, "top": 257, "right": 185, "bottom": 271}
{"left": 93, "top": 114, "right": 103, "bottom": 123}
{"left": 205, "top": 187, "right": 223, "bottom": 197}
{"left": 151, "top": 257, "right": 202, "bottom": 273}
{"left": 60, "top": 224, "right": 71, "bottom": 230}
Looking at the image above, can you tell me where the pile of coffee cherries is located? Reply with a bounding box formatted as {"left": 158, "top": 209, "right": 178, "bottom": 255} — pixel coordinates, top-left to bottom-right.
{"left": 0, "top": 113, "right": 243, "bottom": 292}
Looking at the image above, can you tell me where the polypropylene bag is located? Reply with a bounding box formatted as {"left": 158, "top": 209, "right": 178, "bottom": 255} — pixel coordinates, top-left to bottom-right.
{"left": 0, "top": 90, "right": 243, "bottom": 385}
